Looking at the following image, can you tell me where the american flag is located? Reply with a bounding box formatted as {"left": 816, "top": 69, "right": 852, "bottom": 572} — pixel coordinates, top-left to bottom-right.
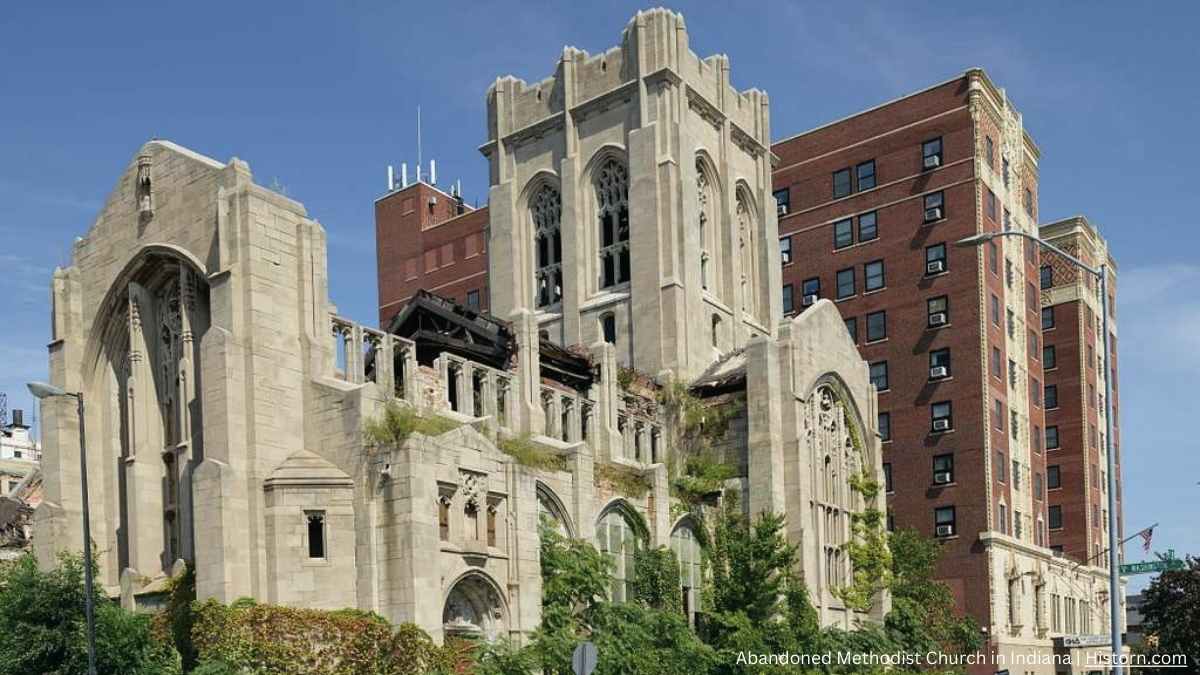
{"left": 1139, "top": 526, "right": 1154, "bottom": 553}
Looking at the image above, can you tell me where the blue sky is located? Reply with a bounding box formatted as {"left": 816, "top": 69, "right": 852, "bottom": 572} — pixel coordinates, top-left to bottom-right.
{"left": 2, "top": 1, "right": 1196, "bottom": 590}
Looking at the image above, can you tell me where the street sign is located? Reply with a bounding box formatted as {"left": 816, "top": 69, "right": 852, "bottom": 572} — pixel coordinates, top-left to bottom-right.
{"left": 1119, "top": 559, "right": 1185, "bottom": 576}
{"left": 572, "top": 641, "right": 597, "bottom": 675}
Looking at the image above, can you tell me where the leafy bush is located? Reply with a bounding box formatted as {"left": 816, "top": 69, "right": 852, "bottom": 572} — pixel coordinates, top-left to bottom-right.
{"left": 0, "top": 553, "right": 180, "bottom": 675}
{"left": 498, "top": 434, "right": 568, "bottom": 472}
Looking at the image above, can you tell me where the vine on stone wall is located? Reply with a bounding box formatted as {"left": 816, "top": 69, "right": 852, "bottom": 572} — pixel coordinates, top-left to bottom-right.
{"left": 835, "top": 402, "right": 893, "bottom": 612}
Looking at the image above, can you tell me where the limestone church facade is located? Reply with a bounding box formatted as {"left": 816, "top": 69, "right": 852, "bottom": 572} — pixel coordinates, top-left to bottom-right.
{"left": 33, "top": 8, "right": 886, "bottom": 641}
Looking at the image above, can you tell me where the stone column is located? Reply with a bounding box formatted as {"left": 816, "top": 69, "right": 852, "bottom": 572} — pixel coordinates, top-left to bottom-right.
{"left": 745, "top": 335, "right": 786, "bottom": 517}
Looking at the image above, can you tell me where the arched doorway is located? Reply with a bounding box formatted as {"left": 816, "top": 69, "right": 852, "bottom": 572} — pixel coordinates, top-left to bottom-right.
{"left": 442, "top": 572, "right": 508, "bottom": 641}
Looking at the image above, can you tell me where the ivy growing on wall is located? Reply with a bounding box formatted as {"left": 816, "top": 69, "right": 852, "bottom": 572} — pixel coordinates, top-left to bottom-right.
{"left": 835, "top": 401, "right": 893, "bottom": 613}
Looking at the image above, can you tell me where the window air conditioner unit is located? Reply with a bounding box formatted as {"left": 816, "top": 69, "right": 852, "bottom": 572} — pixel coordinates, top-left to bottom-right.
{"left": 930, "top": 365, "right": 949, "bottom": 379}
{"left": 929, "top": 312, "right": 948, "bottom": 327}
{"left": 936, "top": 524, "right": 954, "bottom": 537}
{"left": 802, "top": 294, "right": 818, "bottom": 306}
{"left": 777, "top": 203, "right": 788, "bottom": 216}
{"left": 932, "top": 419, "right": 951, "bottom": 432}
{"left": 927, "top": 260, "right": 946, "bottom": 274}
{"left": 934, "top": 471, "right": 952, "bottom": 485}
{"left": 924, "top": 155, "right": 941, "bottom": 170}
{"left": 924, "top": 207, "right": 943, "bottom": 223}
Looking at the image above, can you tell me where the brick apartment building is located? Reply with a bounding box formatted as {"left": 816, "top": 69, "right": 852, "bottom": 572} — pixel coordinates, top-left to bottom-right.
{"left": 374, "top": 66, "right": 1123, "bottom": 667}
{"left": 1038, "top": 215, "right": 1121, "bottom": 566}
{"left": 375, "top": 177, "right": 490, "bottom": 327}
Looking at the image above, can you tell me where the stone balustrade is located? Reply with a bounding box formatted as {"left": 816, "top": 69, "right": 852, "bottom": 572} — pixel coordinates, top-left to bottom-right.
{"left": 330, "top": 314, "right": 417, "bottom": 401}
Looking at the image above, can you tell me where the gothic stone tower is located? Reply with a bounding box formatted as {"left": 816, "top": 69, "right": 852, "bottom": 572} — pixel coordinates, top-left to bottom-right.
{"left": 483, "top": 8, "right": 781, "bottom": 385}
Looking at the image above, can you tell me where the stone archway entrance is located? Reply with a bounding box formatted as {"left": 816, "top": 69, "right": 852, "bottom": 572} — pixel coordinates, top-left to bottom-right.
{"left": 442, "top": 572, "right": 507, "bottom": 641}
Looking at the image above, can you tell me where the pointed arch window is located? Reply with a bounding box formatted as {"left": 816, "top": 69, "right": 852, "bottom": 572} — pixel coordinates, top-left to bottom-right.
{"left": 596, "top": 160, "right": 630, "bottom": 289}
{"left": 670, "top": 521, "right": 703, "bottom": 625}
{"left": 696, "top": 159, "right": 713, "bottom": 292}
{"left": 597, "top": 505, "right": 642, "bottom": 602}
{"left": 532, "top": 185, "right": 563, "bottom": 307}
{"left": 736, "top": 192, "right": 759, "bottom": 321}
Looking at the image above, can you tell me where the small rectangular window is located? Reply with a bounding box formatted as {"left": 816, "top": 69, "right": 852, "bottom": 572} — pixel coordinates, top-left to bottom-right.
{"left": 926, "top": 243, "right": 947, "bottom": 274}
{"left": 773, "top": 187, "right": 790, "bottom": 214}
{"left": 306, "top": 511, "right": 327, "bottom": 559}
{"left": 833, "top": 168, "right": 852, "bottom": 199}
{"left": 930, "top": 348, "right": 951, "bottom": 378}
{"left": 864, "top": 260, "right": 885, "bottom": 291}
{"left": 931, "top": 401, "right": 953, "bottom": 431}
{"left": 602, "top": 314, "right": 617, "bottom": 343}
{"left": 933, "top": 454, "right": 954, "bottom": 483}
{"left": 466, "top": 289, "right": 481, "bottom": 310}
{"left": 991, "top": 346, "right": 1002, "bottom": 378}
{"left": 989, "top": 241, "right": 999, "bottom": 274}
{"left": 991, "top": 294, "right": 1001, "bottom": 325}
{"left": 878, "top": 412, "right": 891, "bottom": 442}
{"left": 927, "top": 295, "right": 949, "bottom": 327}
{"left": 1040, "top": 265, "right": 1053, "bottom": 289}
{"left": 994, "top": 399, "right": 1005, "bottom": 431}
{"left": 1045, "top": 384, "right": 1058, "bottom": 409}
{"left": 1047, "top": 465, "right": 1061, "bottom": 489}
{"left": 986, "top": 136, "right": 995, "bottom": 167}
{"left": 923, "top": 191, "right": 944, "bottom": 222}
{"left": 836, "top": 268, "right": 856, "bottom": 299}
{"left": 987, "top": 188, "right": 997, "bottom": 221}
{"left": 934, "top": 505, "right": 956, "bottom": 536}
{"left": 803, "top": 277, "right": 820, "bottom": 298}
{"left": 883, "top": 463, "right": 893, "bottom": 493}
{"left": 780, "top": 236, "right": 792, "bottom": 265}
{"left": 866, "top": 310, "right": 887, "bottom": 342}
{"left": 922, "top": 137, "right": 943, "bottom": 169}
{"left": 869, "top": 361, "right": 889, "bottom": 391}
{"left": 996, "top": 451, "right": 1007, "bottom": 482}
{"left": 1042, "top": 306, "right": 1055, "bottom": 330}
{"left": 845, "top": 316, "right": 858, "bottom": 342}
{"left": 1034, "top": 472, "right": 1043, "bottom": 498}
{"left": 1048, "top": 505, "right": 1063, "bottom": 530}
{"left": 856, "top": 160, "right": 876, "bottom": 191}
{"left": 858, "top": 211, "right": 878, "bottom": 241}
{"left": 782, "top": 284, "right": 794, "bottom": 315}
{"left": 1032, "top": 377, "right": 1041, "bottom": 407}
{"left": 834, "top": 218, "right": 853, "bottom": 249}
{"left": 1046, "top": 426, "right": 1060, "bottom": 449}
{"left": 1043, "top": 345, "right": 1057, "bottom": 369}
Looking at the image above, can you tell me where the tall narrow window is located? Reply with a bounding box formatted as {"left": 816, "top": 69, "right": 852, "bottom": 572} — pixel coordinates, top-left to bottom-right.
{"left": 601, "top": 313, "right": 616, "bottom": 344}
{"left": 737, "top": 192, "right": 760, "bottom": 322}
{"left": 597, "top": 160, "right": 630, "bottom": 288}
{"left": 306, "top": 511, "right": 326, "bottom": 559}
{"left": 532, "top": 185, "right": 563, "bottom": 307}
{"left": 696, "top": 160, "right": 720, "bottom": 294}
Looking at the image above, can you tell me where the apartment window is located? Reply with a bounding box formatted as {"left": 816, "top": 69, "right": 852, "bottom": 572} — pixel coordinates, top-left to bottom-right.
{"left": 858, "top": 211, "right": 878, "bottom": 241}
{"left": 926, "top": 243, "right": 947, "bottom": 274}
{"left": 1024, "top": 187, "right": 1034, "bottom": 215}
{"left": 1034, "top": 472, "right": 1044, "bottom": 498}
{"left": 931, "top": 401, "right": 953, "bottom": 431}
{"left": 306, "top": 511, "right": 327, "bottom": 559}
{"left": 1043, "top": 345, "right": 1056, "bottom": 369}
{"left": 864, "top": 260, "right": 885, "bottom": 292}
{"left": 1040, "top": 264, "right": 1053, "bottom": 289}
{"left": 1034, "top": 424, "right": 1042, "bottom": 452}
{"left": 986, "top": 136, "right": 995, "bottom": 167}
{"left": 780, "top": 236, "right": 792, "bottom": 265}
{"left": 1048, "top": 465, "right": 1061, "bottom": 489}
{"left": 883, "top": 463, "right": 893, "bottom": 493}
{"left": 1046, "top": 426, "right": 1060, "bottom": 449}
{"left": 1042, "top": 306, "right": 1055, "bottom": 330}
{"left": 878, "top": 412, "right": 891, "bottom": 442}
{"left": 998, "top": 503, "right": 1008, "bottom": 535}
{"left": 989, "top": 241, "right": 999, "bottom": 273}
{"left": 866, "top": 310, "right": 887, "bottom": 342}
{"left": 924, "top": 191, "right": 944, "bottom": 221}
{"left": 869, "top": 361, "right": 889, "bottom": 392}
{"left": 986, "top": 188, "right": 998, "bottom": 221}
{"left": 833, "top": 168, "right": 852, "bottom": 199}
{"left": 934, "top": 506, "right": 956, "bottom": 536}
{"left": 991, "top": 346, "right": 1002, "bottom": 378}
{"left": 1032, "top": 377, "right": 1042, "bottom": 407}
{"left": 802, "top": 277, "right": 820, "bottom": 300}
{"left": 996, "top": 451, "right": 1007, "bottom": 482}
{"left": 845, "top": 317, "right": 858, "bottom": 342}
{"left": 856, "top": 160, "right": 876, "bottom": 191}
{"left": 933, "top": 454, "right": 954, "bottom": 483}
{"left": 465, "top": 289, "right": 481, "bottom": 310}
{"left": 782, "top": 284, "right": 794, "bottom": 315}
{"left": 601, "top": 313, "right": 617, "bottom": 343}
{"left": 1045, "top": 384, "right": 1058, "bottom": 409}
{"left": 994, "top": 399, "right": 1005, "bottom": 431}
{"left": 1048, "top": 505, "right": 1063, "bottom": 530}
{"left": 922, "top": 137, "right": 943, "bottom": 168}
{"left": 773, "top": 187, "right": 790, "bottom": 215}
{"left": 1027, "top": 281, "right": 1038, "bottom": 311}
{"left": 834, "top": 218, "right": 853, "bottom": 249}
{"left": 930, "top": 348, "right": 951, "bottom": 378}
{"left": 927, "top": 295, "right": 949, "bottom": 327}
{"left": 991, "top": 294, "right": 1001, "bottom": 325}
{"left": 837, "top": 268, "right": 856, "bottom": 299}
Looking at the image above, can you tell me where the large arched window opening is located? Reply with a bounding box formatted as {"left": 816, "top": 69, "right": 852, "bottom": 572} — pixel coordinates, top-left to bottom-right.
{"left": 596, "top": 502, "right": 644, "bottom": 602}
{"left": 595, "top": 160, "right": 630, "bottom": 289}
{"left": 532, "top": 185, "right": 563, "bottom": 307}
{"left": 670, "top": 520, "right": 703, "bottom": 625}
{"left": 536, "top": 482, "right": 573, "bottom": 536}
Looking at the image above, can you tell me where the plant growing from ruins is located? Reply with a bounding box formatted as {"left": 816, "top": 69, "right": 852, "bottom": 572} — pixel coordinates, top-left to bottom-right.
{"left": 498, "top": 433, "right": 568, "bottom": 472}
{"left": 593, "top": 462, "right": 652, "bottom": 499}
{"left": 834, "top": 401, "right": 893, "bottom": 614}
{"left": 657, "top": 380, "right": 740, "bottom": 479}
{"left": 629, "top": 547, "right": 682, "bottom": 614}
{"left": 363, "top": 399, "right": 460, "bottom": 452}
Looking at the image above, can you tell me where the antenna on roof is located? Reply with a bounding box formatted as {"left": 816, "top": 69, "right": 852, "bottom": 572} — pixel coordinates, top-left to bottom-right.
{"left": 416, "top": 105, "right": 422, "bottom": 181}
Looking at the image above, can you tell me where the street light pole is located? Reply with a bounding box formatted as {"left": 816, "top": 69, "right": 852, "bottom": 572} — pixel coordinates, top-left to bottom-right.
{"left": 955, "top": 232, "right": 1124, "bottom": 673}
{"left": 27, "top": 382, "right": 97, "bottom": 675}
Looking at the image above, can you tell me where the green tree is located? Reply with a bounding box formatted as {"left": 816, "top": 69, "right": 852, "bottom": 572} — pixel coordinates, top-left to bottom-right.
{"left": 0, "top": 553, "right": 180, "bottom": 675}
{"left": 885, "top": 529, "right": 982, "bottom": 660}
{"left": 1137, "top": 555, "right": 1200, "bottom": 673}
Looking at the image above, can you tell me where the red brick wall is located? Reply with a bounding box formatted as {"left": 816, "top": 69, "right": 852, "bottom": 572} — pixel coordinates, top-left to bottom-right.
{"left": 375, "top": 182, "right": 490, "bottom": 326}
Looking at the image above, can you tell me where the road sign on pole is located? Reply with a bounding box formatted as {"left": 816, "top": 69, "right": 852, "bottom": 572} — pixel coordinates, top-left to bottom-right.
{"left": 1119, "top": 559, "right": 1185, "bottom": 576}
{"left": 572, "top": 641, "right": 597, "bottom": 675}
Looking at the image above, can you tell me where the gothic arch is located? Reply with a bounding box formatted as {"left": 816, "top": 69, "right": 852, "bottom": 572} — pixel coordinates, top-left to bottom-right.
{"left": 535, "top": 480, "right": 575, "bottom": 537}
{"left": 442, "top": 569, "right": 510, "bottom": 641}
{"left": 594, "top": 497, "right": 649, "bottom": 541}
{"left": 694, "top": 151, "right": 726, "bottom": 300}
{"left": 733, "top": 183, "right": 761, "bottom": 324}
{"left": 519, "top": 172, "right": 564, "bottom": 310}
{"left": 595, "top": 498, "right": 647, "bottom": 602}
{"left": 581, "top": 146, "right": 630, "bottom": 294}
